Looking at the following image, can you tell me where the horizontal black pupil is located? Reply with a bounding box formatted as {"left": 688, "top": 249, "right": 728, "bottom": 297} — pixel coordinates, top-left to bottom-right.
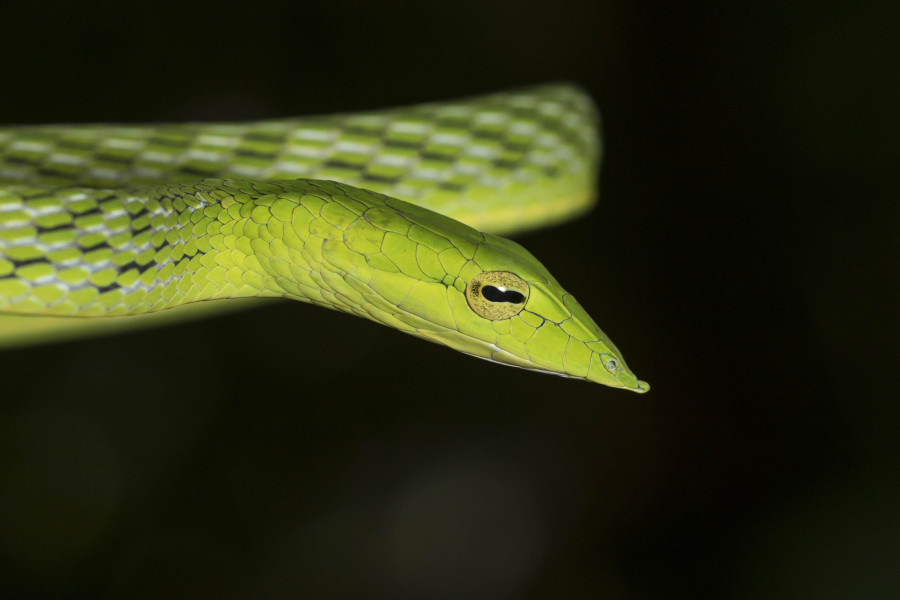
{"left": 482, "top": 285, "right": 525, "bottom": 304}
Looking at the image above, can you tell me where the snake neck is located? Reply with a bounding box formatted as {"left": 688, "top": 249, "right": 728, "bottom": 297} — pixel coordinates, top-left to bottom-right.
{"left": 0, "top": 179, "right": 324, "bottom": 316}
{"left": 0, "top": 177, "right": 474, "bottom": 319}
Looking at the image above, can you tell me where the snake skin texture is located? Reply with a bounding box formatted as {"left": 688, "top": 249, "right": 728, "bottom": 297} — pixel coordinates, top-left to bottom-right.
{"left": 0, "top": 85, "right": 647, "bottom": 390}
{"left": 0, "top": 84, "right": 599, "bottom": 235}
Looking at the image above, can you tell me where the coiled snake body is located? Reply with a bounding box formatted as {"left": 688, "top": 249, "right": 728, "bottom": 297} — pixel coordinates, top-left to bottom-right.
{"left": 0, "top": 84, "right": 647, "bottom": 392}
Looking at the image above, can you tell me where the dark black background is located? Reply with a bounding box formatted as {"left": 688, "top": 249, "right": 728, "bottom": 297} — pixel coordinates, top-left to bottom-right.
{"left": 0, "top": 1, "right": 897, "bottom": 598}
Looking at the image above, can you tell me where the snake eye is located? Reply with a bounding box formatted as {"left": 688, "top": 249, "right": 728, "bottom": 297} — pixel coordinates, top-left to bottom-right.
{"left": 465, "top": 271, "right": 529, "bottom": 320}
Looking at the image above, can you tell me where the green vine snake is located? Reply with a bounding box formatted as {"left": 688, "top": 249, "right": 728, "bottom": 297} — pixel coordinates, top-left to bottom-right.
{"left": 0, "top": 84, "right": 648, "bottom": 392}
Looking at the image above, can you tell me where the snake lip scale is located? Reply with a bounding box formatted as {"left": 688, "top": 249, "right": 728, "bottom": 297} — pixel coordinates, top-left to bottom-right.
{"left": 0, "top": 84, "right": 648, "bottom": 392}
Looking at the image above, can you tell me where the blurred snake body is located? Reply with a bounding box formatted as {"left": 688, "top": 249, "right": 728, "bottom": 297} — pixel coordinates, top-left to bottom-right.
{"left": 0, "top": 84, "right": 647, "bottom": 391}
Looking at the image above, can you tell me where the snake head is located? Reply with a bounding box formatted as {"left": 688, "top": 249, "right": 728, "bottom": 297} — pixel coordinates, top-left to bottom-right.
{"left": 345, "top": 191, "right": 649, "bottom": 392}
{"left": 440, "top": 232, "right": 649, "bottom": 392}
{"left": 256, "top": 180, "right": 647, "bottom": 392}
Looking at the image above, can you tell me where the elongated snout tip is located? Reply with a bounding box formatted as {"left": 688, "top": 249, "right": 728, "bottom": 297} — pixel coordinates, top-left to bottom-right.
{"left": 633, "top": 379, "right": 651, "bottom": 394}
